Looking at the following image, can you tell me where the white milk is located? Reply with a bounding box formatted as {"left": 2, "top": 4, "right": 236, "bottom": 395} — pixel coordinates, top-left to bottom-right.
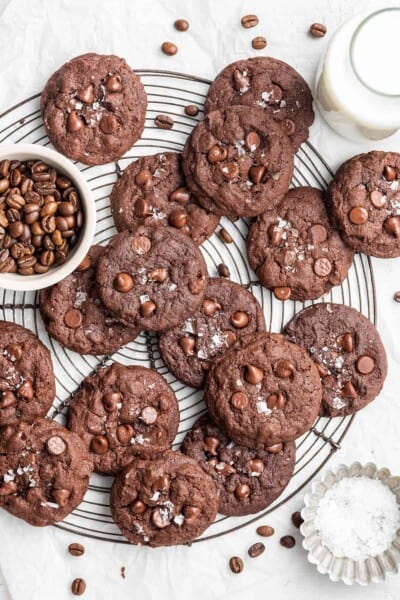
{"left": 315, "top": 8, "right": 400, "bottom": 142}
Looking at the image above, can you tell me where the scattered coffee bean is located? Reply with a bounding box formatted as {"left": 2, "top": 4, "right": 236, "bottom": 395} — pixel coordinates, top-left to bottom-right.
{"left": 174, "top": 19, "right": 189, "bottom": 31}
{"left": 252, "top": 36, "right": 267, "bottom": 50}
{"left": 248, "top": 542, "right": 265, "bottom": 558}
{"left": 229, "top": 556, "right": 244, "bottom": 574}
{"left": 241, "top": 14, "right": 259, "bottom": 28}
{"left": 309, "top": 22, "right": 327, "bottom": 37}
{"left": 394, "top": 291, "right": 400, "bottom": 303}
{"left": 219, "top": 228, "right": 233, "bottom": 244}
{"left": 256, "top": 525, "right": 275, "bottom": 537}
{"left": 71, "top": 578, "right": 86, "bottom": 596}
{"left": 155, "top": 114, "right": 174, "bottom": 130}
{"left": 291, "top": 511, "right": 304, "bottom": 529}
{"left": 184, "top": 104, "right": 199, "bottom": 117}
{"left": 68, "top": 543, "right": 85, "bottom": 557}
{"left": 280, "top": 535, "right": 296, "bottom": 548}
{"left": 121, "top": 566, "right": 126, "bottom": 579}
{"left": 217, "top": 263, "right": 230, "bottom": 278}
{"left": 0, "top": 159, "right": 83, "bottom": 275}
{"left": 161, "top": 42, "right": 178, "bottom": 56}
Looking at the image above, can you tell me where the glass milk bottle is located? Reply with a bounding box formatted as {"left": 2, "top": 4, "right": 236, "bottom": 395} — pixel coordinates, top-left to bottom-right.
{"left": 315, "top": 7, "right": 400, "bottom": 142}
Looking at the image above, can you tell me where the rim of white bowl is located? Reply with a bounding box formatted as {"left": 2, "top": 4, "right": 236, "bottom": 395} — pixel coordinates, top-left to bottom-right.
{"left": 0, "top": 144, "right": 96, "bottom": 291}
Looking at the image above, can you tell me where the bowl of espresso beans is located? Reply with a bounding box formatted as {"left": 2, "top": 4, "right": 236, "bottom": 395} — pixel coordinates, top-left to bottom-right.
{"left": 0, "top": 144, "right": 96, "bottom": 291}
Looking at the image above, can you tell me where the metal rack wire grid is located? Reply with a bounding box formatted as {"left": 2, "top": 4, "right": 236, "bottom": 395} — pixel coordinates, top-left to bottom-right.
{"left": 0, "top": 69, "right": 376, "bottom": 544}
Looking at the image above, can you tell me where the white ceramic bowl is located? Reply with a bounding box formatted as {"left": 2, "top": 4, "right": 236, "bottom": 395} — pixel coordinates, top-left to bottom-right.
{"left": 301, "top": 462, "right": 400, "bottom": 585}
{"left": 0, "top": 144, "right": 96, "bottom": 291}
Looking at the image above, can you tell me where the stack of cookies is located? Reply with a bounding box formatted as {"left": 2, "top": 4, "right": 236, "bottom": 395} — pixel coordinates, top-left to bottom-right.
{"left": 0, "top": 51, "right": 391, "bottom": 548}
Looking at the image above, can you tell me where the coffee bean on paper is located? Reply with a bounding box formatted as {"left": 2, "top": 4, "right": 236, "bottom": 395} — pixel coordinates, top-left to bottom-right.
{"left": 71, "top": 578, "right": 86, "bottom": 596}
{"left": 291, "top": 511, "right": 304, "bottom": 528}
{"left": 219, "top": 228, "right": 233, "bottom": 244}
{"left": 241, "top": 14, "right": 259, "bottom": 29}
{"left": 394, "top": 291, "right": 400, "bottom": 303}
{"left": 309, "top": 22, "right": 327, "bottom": 37}
{"left": 280, "top": 535, "right": 296, "bottom": 548}
{"left": 252, "top": 36, "right": 267, "bottom": 50}
{"left": 174, "top": 19, "right": 189, "bottom": 31}
{"left": 217, "top": 263, "right": 230, "bottom": 278}
{"left": 155, "top": 114, "right": 174, "bottom": 130}
{"left": 256, "top": 525, "right": 275, "bottom": 537}
{"left": 68, "top": 543, "right": 85, "bottom": 557}
{"left": 161, "top": 42, "right": 178, "bottom": 55}
{"left": 248, "top": 542, "right": 265, "bottom": 558}
{"left": 185, "top": 104, "right": 199, "bottom": 117}
{"left": 229, "top": 556, "right": 244, "bottom": 573}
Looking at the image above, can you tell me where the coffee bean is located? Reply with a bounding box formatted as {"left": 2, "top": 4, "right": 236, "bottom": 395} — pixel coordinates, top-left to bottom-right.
{"left": 161, "top": 42, "right": 178, "bottom": 56}
{"left": 244, "top": 364, "right": 264, "bottom": 385}
{"left": 249, "top": 165, "right": 265, "bottom": 184}
{"left": 235, "top": 483, "right": 251, "bottom": 499}
{"left": 106, "top": 75, "right": 123, "bottom": 93}
{"left": 248, "top": 542, "right": 265, "bottom": 558}
{"left": 384, "top": 216, "right": 400, "bottom": 237}
{"left": 46, "top": 435, "right": 67, "bottom": 456}
{"left": 140, "top": 406, "right": 158, "bottom": 424}
{"left": 230, "top": 311, "right": 249, "bottom": 328}
{"left": 393, "top": 291, "right": 400, "bottom": 303}
{"left": 217, "top": 263, "right": 230, "bottom": 278}
{"left": 114, "top": 273, "right": 134, "bottom": 293}
{"left": 68, "top": 543, "right": 85, "bottom": 557}
{"left": 170, "top": 187, "right": 190, "bottom": 203}
{"left": 280, "top": 535, "right": 296, "bottom": 548}
{"left": 370, "top": 190, "right": 386, "bottom": 208}
{"left": 256, "top": 525, "right": 275, "bottom": 537}
{"left": 229, "top": 556, "right": 244, "bottom": 574}
{"left": 8, "top": 221, "right": 24, "bottom": 238}
{"left": 174, "top": 19, "right": 189, "bottom": 31}
{"left": 219, "top": 228, "right": 233, "bottom": 244}
{"left": 90, "top": 435, "right": 109, "bottom": 454}
{"left": 71, "top": 578, "right": 86, "bottom": 596}
{"left": 275, "top": 359, "right": 294, "bottom": 379}
{"left": 252, "top": 36, "right": 267, "bottom": 50}
{"left": 0, "top": 178, "right": 9, "bottom": 194}
{"left": 383, "top": 165, "right": 396, "bottom": 181}
{"left": 58, "top": 201, "right": 75, "bottom": 216}
{"left": 309, "top": 22, "right": 327, "bottom": 37}
{"left": 356, "top": 355, "right": 375, "bottom": 374}
{"left": 179, "top": 336, "right": 195, "bottom": 355}
{"left": 241, "top": 14, "right": 259, "bottom": 28}
{"left": 168, "top": 208, "right": 188, "bottom": 229}
{"left": 230, "top": 391, "right": 249, "bottom": 410}
{"left": 155, "top": 114, "right": 174, "bottom": 130}
{"left": 313, "top": 257, "right": 332, "bottom": 277}
{"left": 341, "top": 381, "right": 357, "bottom": 398}
{"left": 202, "top": 298, "right": 221, "bottom": 316}
{"left": 184, "top": 104, "right": 199, "bottom": 117}
{"left": 116, "top": 424, "right": 134, "bottom": 445}
{"left": 64, "top": 308, "right": 82, "bottom": 329}
{"left": 273, "top": 286, "right": 291, "bottom": 301}
{"left": 140, "top": 300, "right": 156, "bottom": 317}
{"left": 349, "top": 206, "right": 368, "bottom": 225}
{"left": 291, "top": 511, "right": 304, "bottom": 528}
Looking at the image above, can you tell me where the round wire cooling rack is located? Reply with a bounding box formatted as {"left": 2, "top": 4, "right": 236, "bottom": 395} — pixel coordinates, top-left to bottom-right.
{"left": 0, "top": 69, "right": 376, "bottom": 544}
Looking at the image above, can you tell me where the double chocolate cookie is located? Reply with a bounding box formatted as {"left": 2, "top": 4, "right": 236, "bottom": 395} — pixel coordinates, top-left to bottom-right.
{"left": 110, "top": 450, "right": 219, "bottom": 546}
{"left": 328, "top": 151, "right": 400, "bottom": 258}
{"left": 68, "top": 363, "right": 180, "bottom": 474}
{"left": 0, "top": 321, "right": 55, "bottom": 426}
{"left": 41, "top": 53, "right": 147, "bottom": 165}
{"left": 159, "top": 278, "right": 266, "bottom": 388}
{"left": 110, "top": 152, "right": 219, "bottom": 245}
{"left": 0, "top": 418, "right": 92, "bottom": 526}
{"left": 182, "top": 106, "right": 294, "bottom": 217}
{"left": 205, "top": 332, "right": 322, "bottom": 448}
{"left": 247, "top": 187, "right": 354, "bottom": 301}
{"left": 39, "top": 245, "right": 139, "bottom": 355}
{"left": 284, "top": 303, "right": 387, "bottom": 417}
{"left": 96, "top": 227, "right": 208, "bottom": 331}
{"left": 204, "top": 57, "right": 314, "bottom": 150}
{"left": 181, "top": 415, "right": 295, "bottom": 516}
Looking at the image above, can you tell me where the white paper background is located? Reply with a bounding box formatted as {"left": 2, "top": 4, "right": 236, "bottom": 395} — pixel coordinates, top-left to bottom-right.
{"left": 0, "top": 0, "right": 399, "bottom": 599}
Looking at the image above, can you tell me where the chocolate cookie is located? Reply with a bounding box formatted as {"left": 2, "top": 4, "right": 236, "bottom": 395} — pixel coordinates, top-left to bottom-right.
{"left": 110, "top": 152, "right": 219, "bottom": 245}
{"left": 181, "top": 415, "right": 295, "bottom": 516}
{"left": 204, "top": 57, "right": 314, "bottom": 150}
{"left": 158, "top": 278, "right": 266, "bottom": 388}
{"left": 247, "top": 187, "right": 354, "bottom": 301}
{"left": 41, "top": 53, "right": 147, "bottom": 165}
{"left": 205, "top": 332, "right": 322, "bottom": 448}
{"left": 0, "top": 322, "right": 55, "bottom": 426}
{"left": 182, "top": 106, "right": 294, "bottom": 217}
{"left": 327, "top": 151, "right": 400, "bottom": 258}
{"left": 0, "top": 418, "right": 92, "bottom": 526}
{"left": 68, "top": 363, "right": 180, "bottom": 474}
{"left": 39, "top": 245, "right": 139, "bottom": 355}
{"left": 96, "top": 227, "right": 208, "bottom": 332}
{"left": 110, "top": 450, "right": 218, "bottom": 546}
{"left": 284, "top": 303, "right": 387, "bottom": 417}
